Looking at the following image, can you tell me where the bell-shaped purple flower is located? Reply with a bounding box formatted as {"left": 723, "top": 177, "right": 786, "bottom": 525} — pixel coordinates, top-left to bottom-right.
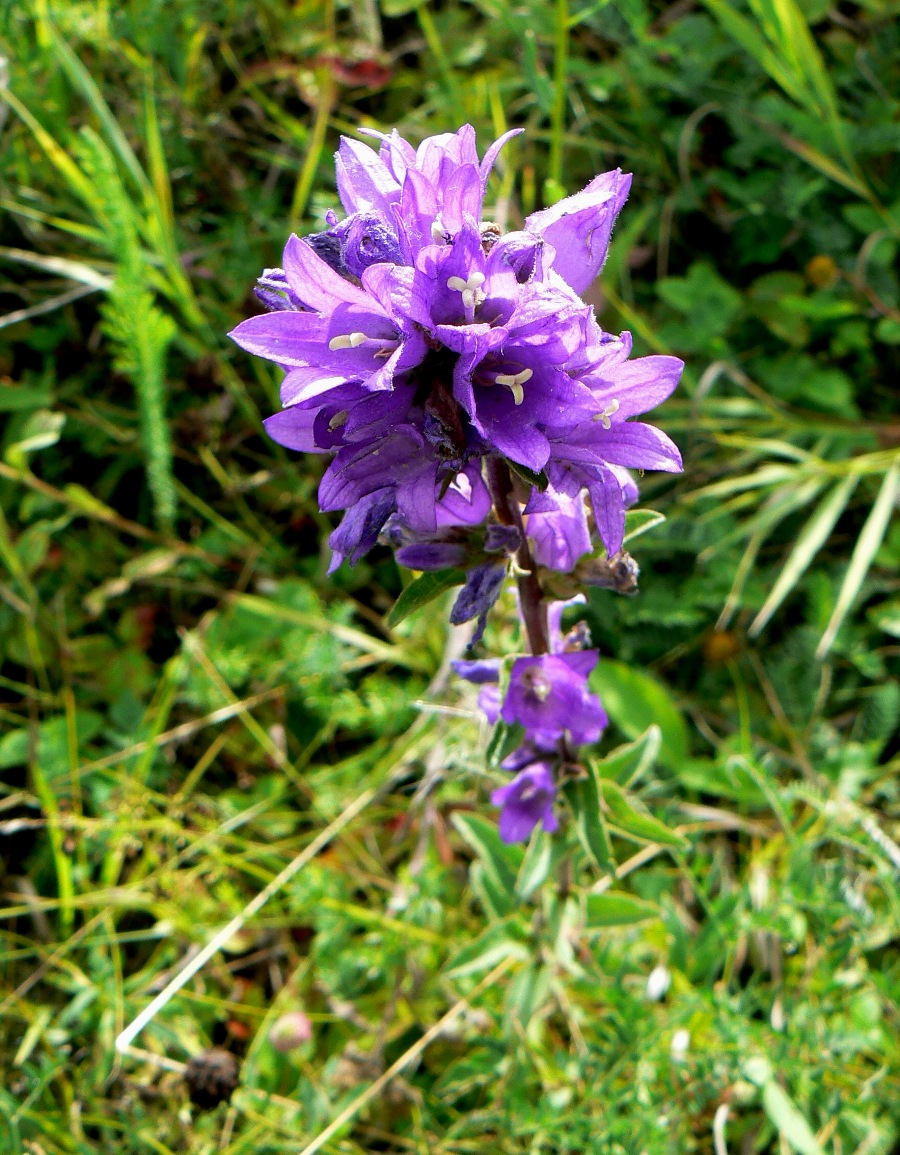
{"left": 491, "top": 762, "right": 558, "bottom": 843}
{"left": 502, "top": 652, "right": 606, "bottom": 750}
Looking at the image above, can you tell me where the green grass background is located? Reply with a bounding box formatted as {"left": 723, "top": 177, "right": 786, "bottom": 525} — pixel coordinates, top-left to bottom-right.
{"left": 0, "top": 0, "right": 898, "bottom": 1151}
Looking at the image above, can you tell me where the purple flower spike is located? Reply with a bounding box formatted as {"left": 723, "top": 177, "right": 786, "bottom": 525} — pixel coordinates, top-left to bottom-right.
{"left": 491, "top": 763, "right": 558, "bottom": 843}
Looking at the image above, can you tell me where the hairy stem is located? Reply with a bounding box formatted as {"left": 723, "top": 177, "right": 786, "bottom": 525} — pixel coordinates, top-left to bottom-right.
{"left": 486, "top": 457, "right": 550, "bottom": 656}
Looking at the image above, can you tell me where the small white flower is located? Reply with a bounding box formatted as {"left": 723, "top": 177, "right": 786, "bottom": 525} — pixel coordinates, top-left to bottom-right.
{"left": 670, "top": 1028, "right": 690, "bottom": 1061}
{"left": 646, "top": 964, "right": 671, "bottom": 1001}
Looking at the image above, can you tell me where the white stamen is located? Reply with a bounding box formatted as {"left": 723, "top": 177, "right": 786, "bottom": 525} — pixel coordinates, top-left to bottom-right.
{"left": 446, "top": 272, "right": 486, "bottom": 293}
{"left": 507, "top": 383, "right": 524, "bottom": 405}
{"left": 494, "top": 368, "right": 533, "bottom": 388}
{"left": 523, "top": 670, "right": 552, "bottom": 702}
{"left": 495, "top": 367, "right": 532, "bottom": 406}
{"left": 328, "top": 332, "right": 368, "bottom": 351}
{"left": 593, "top": 398, "right": 620, "bottom": 429}
{"left": 328, "top": 409, "right": 349, "bottom": 431}
{"left": 447, "top": 272, "right": 487, "bottom": 317}
{"left": 431, "top": 219, "right": 448, "bottom": 242}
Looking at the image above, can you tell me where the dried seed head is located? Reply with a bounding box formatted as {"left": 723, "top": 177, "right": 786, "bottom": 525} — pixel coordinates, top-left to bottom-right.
{"left": 184, "top": 1048, "right": 240, "bottom": 1110}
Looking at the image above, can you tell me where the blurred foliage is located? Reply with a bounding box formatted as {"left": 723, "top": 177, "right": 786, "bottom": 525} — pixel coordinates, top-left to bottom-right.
{"left": 0, "top": 0, "right": 898, "bottom": 1151}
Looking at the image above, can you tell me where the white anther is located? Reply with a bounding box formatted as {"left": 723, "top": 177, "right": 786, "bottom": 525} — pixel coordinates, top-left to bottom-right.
{"left": 523, "top": 669, "right": 552, "bottom": 702}
{"left": 328, "top": 332, "right": 368, "bottom": 351}
{"left": 593, "top": 398, "right": 620, "bottom": 429}
{"left": 328, "top": 409, "right": 349, "bottom": 432}
{"left": 431, "top": 219, "right": 448, "bottom": 242}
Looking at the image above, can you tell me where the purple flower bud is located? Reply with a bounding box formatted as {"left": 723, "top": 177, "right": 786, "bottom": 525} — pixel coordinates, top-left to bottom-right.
{"left": 327, "top": 489, "right": 395, "bottom": 573}
{"left": 451, "top": 657, "right": 501, "bottom": 684}
{"left": 331, "top": 211, "right": 403, "bottom": 278}
{"left": 450, "top": 560, "right": 507, "bottom": 647}
{"left": 483, "top": 524, "right": 520, "bottom": 554}
{"left": 395, "top": 542, "right": 469, "bottom": 571}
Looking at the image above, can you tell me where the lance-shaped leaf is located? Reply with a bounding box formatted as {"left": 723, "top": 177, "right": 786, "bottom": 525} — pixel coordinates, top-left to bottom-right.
{"left": 515, "top": 829, "right": 557, "bottom": 899}
{"left": 623, "top": 508, "right": 665, "bottom": 545}
{"left": 387, "top": 567, "right": 466, "bottom": 627}
{"left": 817, "top": 460, "right": 900, "bottom": 658}
{"left": 750, "top": 471, "right": 859, "bottom": 636}
{"left": 452, "top": 812, "right": 524, "bottom": 901}
{"left": 444, "top": 922, "right": 528, "bottom": 979}
{"left": 564, "top": 762, "right": 614, "bottom": 871}
{"left": 600, "top": 779, "right": 687, "bottom": 848}
{"left": 594, "top": 724, "right": 661, "bottom": 787}
{"left": 716, "top": 475, "right": 827, "bottom": 629}
{"left": 590, "top": 661, "right": 687, "bottom": 770}
{"left": 585, "top": 891, "right": 659, "bottom": 928}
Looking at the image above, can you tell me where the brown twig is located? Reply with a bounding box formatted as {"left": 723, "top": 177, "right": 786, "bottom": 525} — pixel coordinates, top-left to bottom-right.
{"left": 485, "top": 457, "right": 549, "bottom": 655}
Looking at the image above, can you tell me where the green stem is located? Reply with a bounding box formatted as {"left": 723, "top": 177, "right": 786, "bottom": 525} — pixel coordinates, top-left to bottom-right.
{"left": 549, "top": 0, "right": 570, "bottom": 187}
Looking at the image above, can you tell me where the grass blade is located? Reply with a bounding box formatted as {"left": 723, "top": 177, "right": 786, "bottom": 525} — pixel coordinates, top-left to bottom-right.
{"left": 816, "top": 460, "right": 900, "bottom": 658}
{"left": 0, "top": 246, "right": 112, "bottom": 288}
{"left": 0, "top": 85, "right": 98, "bottom": 209}
{"left": 699, "top": 0, "right": 806, "bottom": 106}
{"left": 43, "top": 18, "right": 150, "bottom": 195}
{"left": 715, "top": 477, "right": 825, "bottom": 627}
{"left": 750, "top": 471, "right": 859, "bottom": 636}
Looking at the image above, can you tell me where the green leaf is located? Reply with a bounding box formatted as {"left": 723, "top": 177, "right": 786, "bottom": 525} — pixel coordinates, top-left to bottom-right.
{"left": 600, "top": 780, "right": 687, "bottom": 848}
{"left": 590, "top": 660, "right": 688, "bottom": 769}
{"left": 506, "top": 459, "right": 549, "bottom": 492}
{"left": 623, "top": 508, "right": 666, "bottom": 545}
{"left": 515, "top": 829, "right": 555, "bottom": 899}
{"left": 761, "top": 1081, "right": 825, "bottom": 1155}
{"left": 452, "top": 813, "right": 523, "bottom": 900}
{"left": 594, "top": 725, "right": 661, "bottom": 786}
{"left": 564, "top": 764, "right": 614, "bottom": 871}
{"left": 5, "top": 410, "right": 66, "bottom": 467}
{"left": 750, "top": 471, "right": 859, "bottom": 636}
{"left": 380, "top": 0, "right": 425, "bottom": 15}
{"left": 869, "top": 599, "right": 900, "bottom": 640}
{"left": 469, "top": 861, "right": 516, "bottom": 920}
{"left": 387, "top": 568, "right": 465, "bottom": 627}
{"left": 817, "top": 460, "right": 900, "bottom": 657}
{"left": 44, "top": 18, "right": 150, "bottom": 196}
{"left": 585, "top": 891, "right": 659, "bottom": 928}
{"left": 875, "top": 317, "right": 900, "bottom": 345}
{"left": 504, "top": 963, "right": 552, "bottom": 1027}
{"left": 443, "top": 921, "right": 528, "bottom": 979}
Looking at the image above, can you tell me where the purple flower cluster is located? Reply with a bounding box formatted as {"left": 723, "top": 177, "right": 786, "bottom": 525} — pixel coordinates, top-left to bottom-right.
{"left": 230, "top": 125, "right": 683, "bottom": 575}
{"left": 454, "top": 600, "right": 606, "bottom": 842}
{"left": 231, "top": 124, "right": 685, "bottom": 851}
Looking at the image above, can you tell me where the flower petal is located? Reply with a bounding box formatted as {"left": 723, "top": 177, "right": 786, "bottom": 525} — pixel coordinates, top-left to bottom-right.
{"left": 525, "top": 169, "right": 632, "bottom": 293}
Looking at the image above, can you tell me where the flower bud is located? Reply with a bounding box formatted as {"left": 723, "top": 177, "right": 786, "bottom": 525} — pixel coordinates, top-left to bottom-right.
{"left": 269, "top": 1011, "right": 313, "bottom": 1052}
